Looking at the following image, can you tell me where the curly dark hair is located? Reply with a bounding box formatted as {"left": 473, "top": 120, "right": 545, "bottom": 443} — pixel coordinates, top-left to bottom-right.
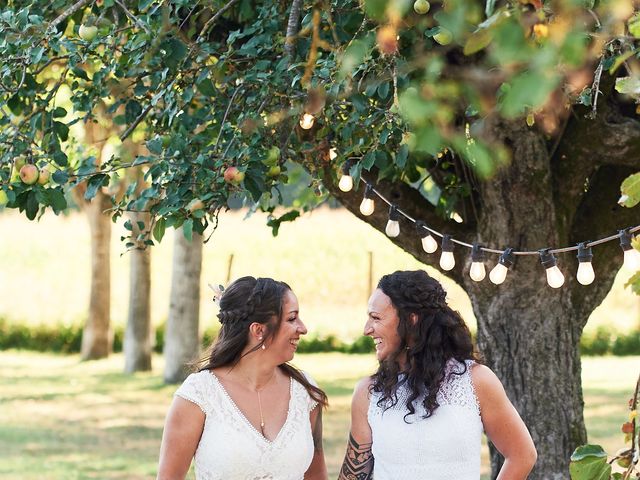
{"left": 372, "top": 270, "right": 478, "bottom": 420}
{"left": 198, "top": 276, "right": 328, "bottom": 408}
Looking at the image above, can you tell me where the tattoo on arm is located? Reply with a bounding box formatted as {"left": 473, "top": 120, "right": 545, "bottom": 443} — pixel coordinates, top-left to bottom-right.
{"left": 338, "top": 433, "right": 374, "bottom": 480}
{"left": 312, "top": 408, "right": 323, "bottom": 453}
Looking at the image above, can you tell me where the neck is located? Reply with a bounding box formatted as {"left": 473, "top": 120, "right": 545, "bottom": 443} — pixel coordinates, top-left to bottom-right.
{"left": 225, "top": 354, "right": 279, "bottom": 391}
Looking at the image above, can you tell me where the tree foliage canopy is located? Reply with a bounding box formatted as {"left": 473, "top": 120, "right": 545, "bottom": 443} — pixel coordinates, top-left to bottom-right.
{"left": 1, "top": 0, "right": 639, "bottom": 243}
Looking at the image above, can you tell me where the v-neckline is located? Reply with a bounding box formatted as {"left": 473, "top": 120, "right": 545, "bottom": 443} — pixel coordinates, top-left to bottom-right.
{"left": 209, "top": 371, "right": 294, "bottom": 444}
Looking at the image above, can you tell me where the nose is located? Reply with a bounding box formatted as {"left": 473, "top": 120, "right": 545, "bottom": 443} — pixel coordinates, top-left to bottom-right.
{"left": 363, "top": 317, "right": 373, "bottom": 336}
{"left": 298, "top": 319, "right": 308, "bottom": 335}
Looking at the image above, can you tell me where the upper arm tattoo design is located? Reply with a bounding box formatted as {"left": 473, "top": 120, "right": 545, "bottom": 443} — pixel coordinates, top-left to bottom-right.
{"left": 312, "top": 408, "right": 323, "bottom": 453}
{"left": 337, "top": 433, "right": 374, "bottom": 480}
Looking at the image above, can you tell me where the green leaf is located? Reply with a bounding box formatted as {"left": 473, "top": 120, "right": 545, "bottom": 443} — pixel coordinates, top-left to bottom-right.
{"left": 146, "top": 137, "right": 163, "bottom": 155}
{"left": 620, "top": 172, "right": 640, "bottom": 207}
{"left": 485, "top": 0, "right": 497, "bottom": 16}
{"left": 500, "top": 71, "right": 560, "bottom": 118}
{"left": 464, "top": 27, "right": 494, "bottom": 56}
{"left": 266, "top": 209, "right": 300, "bottom": 236}
{"left": 53, "top": 121, "right": 69, "bottom": 142}
{"left": 396, "top": 144, "right": 409, "bottom": 169}
{"left": 52, "top": 170, "right": 69, "bottom": 185}
{"left": 364, "top": 0, "right": 389, "bottom": 20}
{"left": 52, "top": 107, "right": 67, "bottom": 118}
{"left": 628, "top": 13, "right": 640, "bottom": 38}
{"left": 49, "top": 188, "right": 67, "bottom": 213}
{"left": 153, "top": 217, "right": 166, "bottom": 242}
{"left": 182, "top": 219, "right": 193, "bottom": 242}
{"left": 125, "top": 100, "right": 142, "bottom": 124}
{"left": 569, "top": 444, "right": 611, "bottom": 480}
{"left": 197, "top": 78, "right": 216, "bottom": 97}
{"left": 84, "top": 174, "right": 108, "bottom": 200}
{"left": 25, "top": 190, "right": 39, "bottom": 220}
{"left": 615, "top": 76, "right": 640, "bottom": 99}
{"left": 340, "top": 38, "right": 372, "bottom": 78}
{"left": 161, "top": 38, "right": 187, "bottom": 70}
{"left": 625, "top": 271, "right": 640, "bottom": 296}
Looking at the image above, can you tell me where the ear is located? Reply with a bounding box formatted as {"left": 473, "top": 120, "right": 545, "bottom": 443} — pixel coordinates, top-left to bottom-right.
{"left": 248, "top": 322, "right": 265, "bottom": 339}
{"left": 409, "top": 313, "right": 419, "bottom": 326}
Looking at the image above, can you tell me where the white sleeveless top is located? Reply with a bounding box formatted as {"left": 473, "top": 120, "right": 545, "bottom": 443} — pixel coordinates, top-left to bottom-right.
{"left": 175, "top": 370, "right": 318, "bottom": 480}
{"left": 368, "top": 359, "right": 483, "bottom": 480}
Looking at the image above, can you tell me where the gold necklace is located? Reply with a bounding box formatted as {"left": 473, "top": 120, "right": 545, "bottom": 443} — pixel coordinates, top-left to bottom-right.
{"left": 253, "top": 372, "right": 276, "bottom": 436}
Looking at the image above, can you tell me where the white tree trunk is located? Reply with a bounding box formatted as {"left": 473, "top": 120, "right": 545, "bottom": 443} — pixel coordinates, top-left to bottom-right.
{"left": 163, "top": 229, "right": 203, "bottom": 383}
{"left": 81, "top": 191, "right": 112, "bottom": 360}
{"left": 124, "top": 209, "right": 153, "bottom": 373}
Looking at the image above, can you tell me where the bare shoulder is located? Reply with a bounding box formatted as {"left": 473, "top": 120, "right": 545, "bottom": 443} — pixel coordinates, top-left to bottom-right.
{"left": 352, "top": 376, "right": 374, "bottom": 408}
{"left": 469, "top": 363, "right": 507, "bottom": 402}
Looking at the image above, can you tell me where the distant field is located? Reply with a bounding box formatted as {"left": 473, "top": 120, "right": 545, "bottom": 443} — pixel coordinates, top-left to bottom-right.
{"left": 0, "top": 351, "right": 637, "bottom": 479}
{"left": 0, "top": 208, "right": 638, "bottom": 341}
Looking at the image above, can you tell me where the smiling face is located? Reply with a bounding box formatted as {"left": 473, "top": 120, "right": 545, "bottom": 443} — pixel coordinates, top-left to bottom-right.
{"left": 268, "top": 289, "right": 307, "bottom": 363}
{"left": 364, "top": 288, "right": 402, "bottom": 362}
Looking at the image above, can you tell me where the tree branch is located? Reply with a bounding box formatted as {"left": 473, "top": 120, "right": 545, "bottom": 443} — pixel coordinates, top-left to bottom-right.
{"left": 196, "top": 0, "right": 241, "bottom": 43}
{"left": 114, "top": 0, "right": 151, "bottom": 35}
{"left": 49, "top": 0, "right": 92, "bottom": 32}
{"left": 285, "top": 0, "right": 304, "bottom": 65}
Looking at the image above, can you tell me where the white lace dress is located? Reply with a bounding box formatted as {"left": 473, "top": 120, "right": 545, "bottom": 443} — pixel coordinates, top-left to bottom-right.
{"left": 368, "top": 359, "right": 483, "bottom": 480}
{"left": 175, "top": 370, "right": 318, "bottom": 480}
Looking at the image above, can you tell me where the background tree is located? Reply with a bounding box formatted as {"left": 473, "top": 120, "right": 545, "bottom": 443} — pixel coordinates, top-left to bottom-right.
{"left": 1, "top": 0, "right": 640, "bottom": 477}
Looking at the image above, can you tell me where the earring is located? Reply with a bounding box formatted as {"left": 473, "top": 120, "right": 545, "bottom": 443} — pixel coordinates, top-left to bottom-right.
{"left": 261, "top": 344, "right": 266, "bottom": 350}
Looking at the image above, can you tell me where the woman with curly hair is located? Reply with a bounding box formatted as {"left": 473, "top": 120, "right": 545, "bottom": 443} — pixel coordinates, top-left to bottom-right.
{"left": 339, "top": 270, "right": 536, "bottom": 480}
{"left": 157, "top": 276, "right": 328, "bottom": 480}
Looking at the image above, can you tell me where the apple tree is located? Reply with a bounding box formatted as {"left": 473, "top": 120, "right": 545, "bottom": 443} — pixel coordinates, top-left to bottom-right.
{"left": 1, "top": 0, "right": 640, "bottom": 478}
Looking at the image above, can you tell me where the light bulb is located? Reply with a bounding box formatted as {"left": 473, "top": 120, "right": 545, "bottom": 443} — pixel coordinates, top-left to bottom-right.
{"left": 338, "top": 174, "right": 353, "bottom": 192}
{"left": 440, "top": 251, "right": 455, "bottom": 271}
{"left": 623, "top": 248, "right": 640, "bottom": 270}
{"left": 469, "top": 262, "right": 486, "bottom": 281}
{"left": 329, "top": 147, "right": 338, "bottom": 160}
{"left": 469, "top": 243, "right": 486, "bottom": 282}
{"left": 619, "top": 229, "right": 640, "bottom": 270}
{"left": 540, "top": 249, "right": 564, "bottom": 288}
{"left": 576, "top": 263, "right": 595, "bottom": 285}
{"left": 489, "top": 248, "right": 515, "bottom": 285}
{"left": 489, "top": 263, "right": 508, "bottom": 285}
{"left": 385, "top": 205, "right": 401, "bottom": 238}
{"left": 422, "top": 234, "right": 438, "bottom": 253}
{"left": 546, "top": 266, "right": 565, "bottom": 288}
{"left": 299, "top": 113, "right": 315, "bottom": 129}
{"left": 385, "top": 220, "right": 400, "bottom": 237}
{"left": 359, "top": 184, "right": 375, "bottom": 216}
{"left": 576, "top": 243, "right": 595, "bottom": 286}
{"left": 360, "top": 198, "right": 374, "bottom": 216}
{"left": 439, "top": 235, "right": 455, "bottom": 270}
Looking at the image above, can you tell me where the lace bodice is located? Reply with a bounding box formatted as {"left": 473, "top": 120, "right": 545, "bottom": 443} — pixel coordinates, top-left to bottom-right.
{"left": 368, "top": 359, "right": 483, "bottom": 480}
{"left": 175, "top": 370, "right": 318, "bottom": 480}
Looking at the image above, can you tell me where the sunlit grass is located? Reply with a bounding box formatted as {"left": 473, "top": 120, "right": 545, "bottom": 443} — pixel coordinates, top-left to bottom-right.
{"left": 1, "top": 351, "right": 637, "bottom": 479}
{"left": 0, "top": 208, "right": 638, "bottom": 341}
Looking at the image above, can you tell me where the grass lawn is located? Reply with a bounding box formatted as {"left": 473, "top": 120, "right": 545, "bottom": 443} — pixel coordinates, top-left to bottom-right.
{"left": 0, "top": 351, "right": 637, "bottom": 479}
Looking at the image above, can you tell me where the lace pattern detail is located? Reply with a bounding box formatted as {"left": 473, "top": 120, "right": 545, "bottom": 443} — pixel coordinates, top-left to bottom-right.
{"left": 367, "top": 359, "right": 483, "bottom": 480}
{"left": 173, "top": 370, "right": 317, "bottom": 480}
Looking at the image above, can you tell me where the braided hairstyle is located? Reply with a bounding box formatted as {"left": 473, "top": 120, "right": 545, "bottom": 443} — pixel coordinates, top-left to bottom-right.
{"left": 198, "top": 276, "right": 327, "bottom": 408}
{"left": 372, "top": 270, "right": 478, "bottom": 420}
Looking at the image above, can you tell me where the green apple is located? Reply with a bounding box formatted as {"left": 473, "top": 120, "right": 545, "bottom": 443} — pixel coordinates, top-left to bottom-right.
{"left": 414, "top": 0, "right": 430, "bottom": 14}
{"left": 434, "top": 29, "right": 453, "bottom": 45}
{"left": 267, "top": 165, "right": 281, "bottom": 178}
{"left": 79, "top": 24, "right": 98, "bottom": 42}
{"left": 14, "top": 155, "right": 26, "bottom": 172}
{"left": 264, "top": 146, "right": 280, "bottom": 166}
{"left": 161, "top": 135, "right": 171, "bottom": 149}
{"left": 187, "top": 198, "right": 205, "bottom": 212}
{"left": 0, "top": 190, "right": 8, "bottom": 206}
{"left": 19, "top": 164, "right": 39, "bottom": 185}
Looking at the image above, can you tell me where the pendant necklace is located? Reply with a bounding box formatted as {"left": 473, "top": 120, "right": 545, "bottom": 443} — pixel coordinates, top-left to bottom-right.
{"left": 254, "top": 372, "right": 276, "bottom": 436}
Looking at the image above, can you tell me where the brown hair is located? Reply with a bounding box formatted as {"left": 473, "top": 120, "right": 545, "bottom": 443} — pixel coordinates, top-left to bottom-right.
{"left": 197, "top": 276, "right": 328, "bottom": 408}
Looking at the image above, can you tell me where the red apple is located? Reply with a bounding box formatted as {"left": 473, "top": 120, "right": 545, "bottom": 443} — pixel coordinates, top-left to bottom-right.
{"left": 37, "top": 168, "right": 50, "bottom": 185}
{"left": 223, "top": 166, "right": 244, "bottom": 185}
{"left": 187, "top": 198, "right": 205, "bottom": 212}
{"left": 19, "top": 164, "right": 39, "bottom": 185}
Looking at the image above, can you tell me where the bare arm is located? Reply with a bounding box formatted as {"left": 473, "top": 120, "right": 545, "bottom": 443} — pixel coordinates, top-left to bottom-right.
{"left": 472, "top": 364, "right": 537, "bottom": 480}
{"left": 338, "top": 377, "right": 374, "bottom": 480}
{"left": 304, "top": 407, "right": 328, "bottom": 480}
{"left": 157, "top": 397, "right": 205, "bottom": 480}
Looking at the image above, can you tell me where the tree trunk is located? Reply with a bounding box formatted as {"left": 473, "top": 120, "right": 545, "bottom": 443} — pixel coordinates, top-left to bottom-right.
{"left": 81, "top": 190, "right": 112, "bottom": 360}
{"left": 123, "top": 210, "right": 153, "bottom": 373}
{"left": 123, "top": 163, "right": 153, "bottom": 373}
{"left": 163, "top": 229, "right": 203, "bottom": 384}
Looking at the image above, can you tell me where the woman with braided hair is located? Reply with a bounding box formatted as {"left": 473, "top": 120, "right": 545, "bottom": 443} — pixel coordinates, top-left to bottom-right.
{"left": 157, "top": 276, "right": 329, "bottom": 480}
{"left": 339, "top": 270, "right": 537, "bottom": 480}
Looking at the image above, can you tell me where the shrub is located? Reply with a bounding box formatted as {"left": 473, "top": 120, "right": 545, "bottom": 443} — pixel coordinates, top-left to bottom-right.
{"left": 611, "top": 330, "right": 640, "bottom": 356}
{"left": 580, "top": 327, "right": 613, "bottom": 356}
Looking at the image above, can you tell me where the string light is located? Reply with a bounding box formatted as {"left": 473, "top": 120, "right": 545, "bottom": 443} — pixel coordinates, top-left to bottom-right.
{"left": 300, "top": 113, "right": 315, "bottom": 129}
{"left": 620, "top": 229, "right": 640, "bottom": 270}
{"left": 385, "top": 205, "right": 400, "bottom": 238}
{"left": 338, "top": 162, "right": 353, "bottom": 192}
{"left": 440, "top": 235, "right": 455, "bottom": 271}
{"left": 340, "top": 175, "right": 639, "bottom": 287}
{"left": 359, "top": 184, "right": 375, "bottom": 216}
{"left": 469, "top": 243, "right": 486, "bottom": 282}
{"left": 416, "top": 221, "right": 438, "bottom": 253}
{"left": 539, "top": 249, "right": 565, "bottom": 288}
{"left": 576, "top": 243, "right": 595, "bottom": 286}
{"left": 489, "top": 248, "right": 515, "bottom": 285}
